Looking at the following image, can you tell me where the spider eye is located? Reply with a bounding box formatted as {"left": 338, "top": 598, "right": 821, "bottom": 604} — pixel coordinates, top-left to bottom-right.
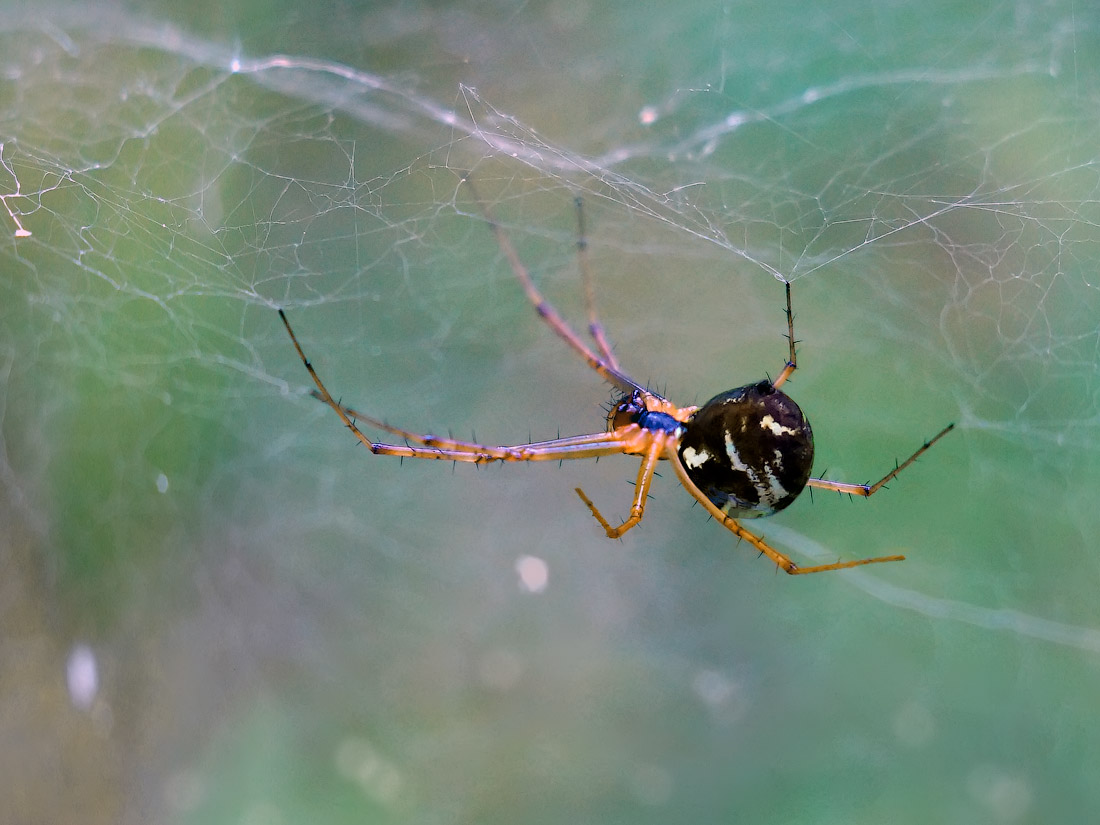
{"left": 608, "top": 392, "right": 645, "bottom": 430}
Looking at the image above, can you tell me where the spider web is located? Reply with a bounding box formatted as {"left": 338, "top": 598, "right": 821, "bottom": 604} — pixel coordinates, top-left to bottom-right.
{"left": 2, "top": 3, "right": 1099, "bottom": 823}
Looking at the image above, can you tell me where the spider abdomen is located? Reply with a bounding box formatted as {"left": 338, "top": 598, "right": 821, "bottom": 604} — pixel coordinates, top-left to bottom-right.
{"left": 678, "top": 380, "right": 814, "bottom": 518}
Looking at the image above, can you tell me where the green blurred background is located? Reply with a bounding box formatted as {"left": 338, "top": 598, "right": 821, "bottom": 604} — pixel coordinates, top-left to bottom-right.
{"left": 2, "top": 1, "right": 1099, "bottom": 823}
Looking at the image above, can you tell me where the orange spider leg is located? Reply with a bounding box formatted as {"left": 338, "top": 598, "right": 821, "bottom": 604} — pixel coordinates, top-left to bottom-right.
{"left": 363, "top": 435, "right": 638, "bottom": 464}
{"left": 574, "top": 434, "right": 669, "bottom": 538}
{"left": 771, "top": 281, "right": 798, "bottom": 390}
{"left": 281, "top": 309, "right": 641, "bottom": 464}
{"left": 807, "top": 423, "right": 956, "bottom": 497}
{"left": 573, "top": 195, "right": 619, "bottom": 369}
{"left": 664, "top": 445, "right": 904, "bottom": 575}
{"left": 316, "top": 390, "right": 637, "bottom": 456}
{"left": 462, "top": 175, "right": 648, "bottom": 398}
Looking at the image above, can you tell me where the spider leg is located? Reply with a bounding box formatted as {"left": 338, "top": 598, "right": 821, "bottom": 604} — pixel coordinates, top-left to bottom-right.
{"left": 462, "top": 175, "right": 650, "bottom": 398}
{"left": 665, "top": 445, "right": 904, "bottom": 574}
{"left": 280, "top": 309, "right": 646, "bottom": 464}
{"left": 367, "top": 436, "right": 639, "bottom": 463}
{"left": 575, "top": 436, "right": 667, "bottom": 538}
{"left": 573, "top": 195, "right": 619, "bottom": 370}
{"left": 807, "top": 423, "right": 955, "bottom": 497}
{"left": 771, "top": 281, "right": 798, "bottom": 390}
{"left": 315, "top": 390, "right": 638, "bottom": 455}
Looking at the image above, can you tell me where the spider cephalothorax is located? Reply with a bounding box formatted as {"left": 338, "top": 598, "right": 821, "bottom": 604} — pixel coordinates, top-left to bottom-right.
{"left": 679, "top": 381, "right": 814, "bottom": 518}
{"left": 279, "top": 177, "right": 954, "bottom": 574}
{"left": 606, "top": 390, "right": 691, "bottom": 436}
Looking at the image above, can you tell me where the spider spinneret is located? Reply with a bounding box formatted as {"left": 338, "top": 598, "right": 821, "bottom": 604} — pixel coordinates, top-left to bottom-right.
{"left": 279, "top": 175, "right": 954, "bottom": 575}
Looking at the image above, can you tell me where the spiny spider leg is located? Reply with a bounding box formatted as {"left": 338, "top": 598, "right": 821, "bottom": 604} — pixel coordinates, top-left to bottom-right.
{"left": 461, "top": 175, "right": 650, "bottom": 399}
{"left": 771, "top": 281, "right": 798, "bottom": 390}
{"left": 665, "top": 447, "right": 904, "bottom": 574}
{"left": 575, "top": 436, "right": 669, "bottom": 538}
{"left": 316, "top": 389, "right": 643, "bottom": 455}
{"left": 573, "top": 195, "right": 619, "bottom": 370}
{"left": 280, "top": 309, "right": 639, "bottom": 464}
{"left": 807, "top": 423, "right": 956, "bottom": 497}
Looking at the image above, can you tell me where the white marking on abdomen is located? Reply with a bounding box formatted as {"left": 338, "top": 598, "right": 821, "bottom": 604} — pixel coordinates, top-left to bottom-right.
{"left": 723, "top": 431, "right": 787, "bottom": 508}
{"left": 682, "top": 445, "right": 711, "bottom": 469}
{"left": 760, "top": 414, "right": 799, "bottom": 437}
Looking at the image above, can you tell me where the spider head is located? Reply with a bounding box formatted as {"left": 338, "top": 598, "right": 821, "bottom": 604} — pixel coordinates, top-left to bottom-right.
{"left": 678, "top": 380, "right": 814, "bottom": 518}
{"left": 607, "top": 390, "right": 648, "bottom": 431}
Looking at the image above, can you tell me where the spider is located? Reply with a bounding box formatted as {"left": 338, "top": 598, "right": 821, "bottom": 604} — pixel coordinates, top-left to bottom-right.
{"left": 279, "top": 178, "right": 954, "bottom": 575}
